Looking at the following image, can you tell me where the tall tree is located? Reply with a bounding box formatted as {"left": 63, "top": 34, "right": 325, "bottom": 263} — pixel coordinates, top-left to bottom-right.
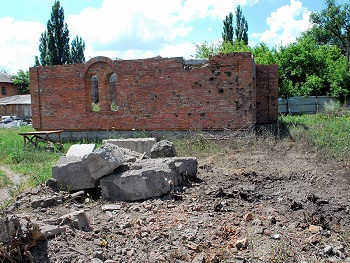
{"left": 222, "top": 12, "right": 234, "bottom": 43}
{"left": 309, "top": 0, "right": 350, "bottom": 72}
{"left": 235, "top": 5, "right": 249, "bottom": 45}
{"left": 70, "top": 36, "right": 86, "bottom": 64}
{"left": 46, "top": 0, "right": 70, "bottom": 65}
{"left": 39, "top": 31, "right": 49, "bottom": 65}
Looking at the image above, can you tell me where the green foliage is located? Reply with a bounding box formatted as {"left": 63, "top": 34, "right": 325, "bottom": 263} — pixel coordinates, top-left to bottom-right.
{"left": 220, "top": 40, "right": 251, "bottom": 53}
{"left": 277, "top": 35, "right": 348, "bottom": 98}
{"left": 252, "top": 43, "right": 278, "bottom": 64}
{"left": 222, "top": 5, "right": 248, "bottom": 45}
{"left": 70, "top": 36, "right": 86, "bottom": 64}
{"left": 11, "top": 70, "right": 30, "bottom": 94}
{"left": 309, "top": 0, "right": 350, "bottom": 55}
{"left": 234, "top": 5, "right": 248, "bottom": 45}
{"left": 222, "top": 12, "right": 234, "bottom": 43}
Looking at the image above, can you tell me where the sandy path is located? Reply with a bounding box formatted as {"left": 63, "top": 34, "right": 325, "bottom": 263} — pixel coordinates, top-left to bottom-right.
{"left": 0, "top": 165, "right": 26, "bottom": 205}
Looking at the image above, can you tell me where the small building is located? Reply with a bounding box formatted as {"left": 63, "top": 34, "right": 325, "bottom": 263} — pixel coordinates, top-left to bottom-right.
{"left": 0, "top": 72, "right": 19, "bottom": 98}
{"left": 0, "top": 94, "right": 31, "bottom": 118}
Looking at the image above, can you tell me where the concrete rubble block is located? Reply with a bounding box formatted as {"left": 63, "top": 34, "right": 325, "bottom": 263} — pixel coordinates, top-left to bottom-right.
{"left": 100, "top": 157, "right": 198, "bottom": 201}
{"left": 66, "top": 144, "right": 96, "bottom": 157}
{"left": 151, "top": 140, "right": 177, "bottom": 158}
{"left": 103, "top": 138, "right": 156, "bottom": 157}
{"left": 52, "top": 155, "right": 97, "bottom": 190}
{"left": 84, "top": 143, "right": 125, "bottom": 180}
{"left": 168, "top": 157, "right": 198, "bottom": 178}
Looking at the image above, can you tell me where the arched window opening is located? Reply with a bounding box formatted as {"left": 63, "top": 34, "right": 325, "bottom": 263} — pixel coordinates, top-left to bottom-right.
{"left": 109, "top": 73, "right": 118, "bottom": 111}
{"left": 91, "top": 75, "right": 100, "bottom": 112}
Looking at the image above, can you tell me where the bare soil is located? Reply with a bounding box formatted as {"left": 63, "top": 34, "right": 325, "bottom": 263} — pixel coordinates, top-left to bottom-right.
{"left": 1, "top": 139, "right": 350, "bottom": 263}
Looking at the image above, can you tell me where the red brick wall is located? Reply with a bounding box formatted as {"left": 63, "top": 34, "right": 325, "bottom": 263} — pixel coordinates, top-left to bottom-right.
{"left": 30, "top": 53, "right": 278, "bottom": 131}
{"left": 0, "top": 83, "right": 18, "bottom": 98}
{"left": 256, "top": 64, "right": 279, "bottom": 124}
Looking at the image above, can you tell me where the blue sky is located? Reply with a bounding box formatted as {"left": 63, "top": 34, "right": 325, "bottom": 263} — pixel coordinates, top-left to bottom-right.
{"left": 0, "top": 0, "right": 327, "bottom": 74}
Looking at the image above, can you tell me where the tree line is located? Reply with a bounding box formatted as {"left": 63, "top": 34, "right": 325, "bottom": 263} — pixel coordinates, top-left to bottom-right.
{"left": 196, "top": 0, "right": 350, "bottom": 101}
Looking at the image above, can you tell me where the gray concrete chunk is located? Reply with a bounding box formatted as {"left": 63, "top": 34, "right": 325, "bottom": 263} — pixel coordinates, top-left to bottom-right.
{"left": 52, "top": 155, "right": 97, "bottom": 190}
{"left": 66, "top": 144, "right": 96, "bottom": 157}
{"left": 151, "top": 140, "right": 176, "bottom": 158}
{"left": 84, "top": 143, "right": 125, "bottom": 180}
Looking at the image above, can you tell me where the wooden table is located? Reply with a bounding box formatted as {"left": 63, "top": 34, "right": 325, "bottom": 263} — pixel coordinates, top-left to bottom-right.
{"left": 18, "top": 130, "right": 63, "bottom": 147}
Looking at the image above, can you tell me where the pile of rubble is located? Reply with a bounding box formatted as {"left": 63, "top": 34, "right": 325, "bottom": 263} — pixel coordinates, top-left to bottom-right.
{"left": 52, "top": 139, "right": 198, "bottom": 201}
{"left": 0, "top": 139, "right": 198, "bottom": 261}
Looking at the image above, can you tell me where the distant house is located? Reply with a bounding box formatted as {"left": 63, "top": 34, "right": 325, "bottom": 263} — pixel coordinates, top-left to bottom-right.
{"left": 0, "top": 72, "right": 19, "bottom": 98}
{"left": 0, "top": 95, "right": 31, "bottom": 118}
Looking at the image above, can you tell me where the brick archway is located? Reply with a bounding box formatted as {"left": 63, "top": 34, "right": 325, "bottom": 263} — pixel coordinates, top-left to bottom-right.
{"left": 84, "top": 57, "right": 117, "bottom": 112}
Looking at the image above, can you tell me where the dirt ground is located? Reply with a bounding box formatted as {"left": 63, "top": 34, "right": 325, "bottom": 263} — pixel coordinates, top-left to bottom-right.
{"left": 1, "top": 138, "right": 350, "bottom": 263}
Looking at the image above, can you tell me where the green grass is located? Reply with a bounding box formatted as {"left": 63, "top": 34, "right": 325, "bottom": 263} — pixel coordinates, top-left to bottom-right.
{"left": 0, "top": 126, "right": 71, "bottom": 187}
{"left": 280, "top": 109, "right": 350, "bottom": 160}
{"left": 0, "top": 170, "right": 12, "bottom": 187}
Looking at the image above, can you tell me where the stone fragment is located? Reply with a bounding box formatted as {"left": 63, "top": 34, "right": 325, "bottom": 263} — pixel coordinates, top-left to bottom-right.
{"left": 308, "top": 224, "right": 322, "bottom": 234}
{"left": 0, "top": 214, "right": 18, "bottom": 243}
{"left": 66, "top": 144, "right": 96, "bottom": 157}
{"left": 37, "top": 223, "right": 67, "bottom": 239}
{"left": 323, "top": 245, "right": 333, "bottom": 255}
{"left": 103, "top": 138, "right": 156, "bottom": 157}
{"left": 243, "top": 213, "right": 253, "bottom": 221}
{"left": 84, "top": 143, "right": 125, "bottom": 180}
{"left": 235, "top": 238, "right": 248, "bottom": 250}
{"left": 58, "top": 210, "right": 90, "bottom": 230}
{"left": 151, "top": 140, "right": 176, "bottom": 158}
{"left": 308, "top": 234, "right": 321, "bottom": 244}
{"left": 46, "top": 178, "right": 60, "bottom": 192}
{"left": 102, "top": 204, "right": 121, "bottom": 211}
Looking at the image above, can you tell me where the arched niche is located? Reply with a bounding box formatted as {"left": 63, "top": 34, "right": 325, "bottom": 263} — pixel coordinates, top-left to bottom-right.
{"left": 84, "top": 56, "right": 117, "bottom": 112}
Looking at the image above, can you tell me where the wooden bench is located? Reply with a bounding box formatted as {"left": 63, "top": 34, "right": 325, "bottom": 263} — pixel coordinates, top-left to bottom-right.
{"left": 18, "top": 130, "right": 63, "bottom": 147}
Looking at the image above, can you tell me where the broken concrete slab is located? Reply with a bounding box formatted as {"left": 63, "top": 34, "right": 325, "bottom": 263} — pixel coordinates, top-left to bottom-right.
{"left": 100, "top": 157, "right": 197, "bottom": 201}
{"left": 52, "top": 155, "right": 97, "bottom": 190}
{"left": 84, "top": 143, "right": 125, "bottom": 180}
{"left": 103, "top": 138, "right": 156, "bottom": 157}
{"left": 66, "top": 144, "right": 96, "bottom": 157}
{"left": 52, "top": 143, "right": 125, "bottom": 190}
{"left": 151, "top": 140, "right": 176, "bottom": 158}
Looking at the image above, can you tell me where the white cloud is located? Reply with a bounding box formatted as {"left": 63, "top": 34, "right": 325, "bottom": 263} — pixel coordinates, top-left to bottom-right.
{"left": 258, "top": 0, "right": 312, "bottom": 47}
{"left": 0, "top": 0, "right": 260, "bottom": 73}
{"left": 0, "top": 17, "right": 45, "bottom": 74}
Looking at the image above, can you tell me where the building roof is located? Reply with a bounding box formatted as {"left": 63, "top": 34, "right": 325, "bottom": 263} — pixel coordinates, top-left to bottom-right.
{"left": 0, "top": 72, "right": 12, "bottom": 83}
{"left": 0, "top": 95, "right": 31, "bottom": 105}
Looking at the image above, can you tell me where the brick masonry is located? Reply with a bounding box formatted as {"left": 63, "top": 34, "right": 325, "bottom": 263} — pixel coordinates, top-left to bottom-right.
{"left": 30, "top": 52, "right": 278, "bottom": 131}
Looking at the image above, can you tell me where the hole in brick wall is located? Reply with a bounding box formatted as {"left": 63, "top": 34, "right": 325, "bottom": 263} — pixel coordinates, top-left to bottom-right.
{"left": 193, "top": 81, "right": 202, "bottom": 88}
{"left": 109, "top": 73, "right": 118, "bottom": 111}
{"left": 209, "top": 77, "right": 217, "bottom": 82}
{"left": 187, "top": 112, "right": 192, "bottom": 116}
{"left": 208, "top": 90, "right": 211, "bottom": 93}
{"left": 174, "top": 114, "right": 178, "bottom": 117}
{"left": 225, "top": 71, "right": 232, "bottom": 77}
{"left": 217, "top": 88, "right": 224, "bottom": 94}
{"left": 214, "top": 71, "right": 221, "bottom": 76}
{"left": 91, "top": 75, "right": 100, "bottom": 112}
{"left": 200, "top": 112, "right": 206, "bottom": 117}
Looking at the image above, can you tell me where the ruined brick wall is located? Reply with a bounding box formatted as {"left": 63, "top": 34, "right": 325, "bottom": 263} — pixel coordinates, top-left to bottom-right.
{"left": 30, "top": 53, "right": 277, "bottom": 132}
{"left": 256, "top": 64, "right": 279, "bottom": 124}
